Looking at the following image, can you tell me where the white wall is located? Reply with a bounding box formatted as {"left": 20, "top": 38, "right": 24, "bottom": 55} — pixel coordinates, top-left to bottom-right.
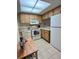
{"left": 17, "top": 24, "right": 20, "bottom": 43}
{"left": 17, "top": 29, "right": 20, "bottom": 43}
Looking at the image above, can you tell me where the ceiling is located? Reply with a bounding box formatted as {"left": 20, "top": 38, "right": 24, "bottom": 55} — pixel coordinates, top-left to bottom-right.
{"left": 18, "top": 0, "right": 61, "bottom": 15}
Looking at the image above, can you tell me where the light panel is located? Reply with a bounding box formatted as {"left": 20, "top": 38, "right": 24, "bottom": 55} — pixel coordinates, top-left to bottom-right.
{"left": 20, "top": 0, "right": 37, "bottom": 12}
{"left": 32, "top": 0, "right": 50, "bottom": 13}
{"left": 32, "top": 8, "right": 42, "bottom": 13}
{"left": 21, "top": 6, "right": 32, "bottom": 13}
{"left": 20, "top": 0, "right": 51, "bottom": 14}
{"left": 20, "top": 0, "right": 37, "bottom": 7}
{"left": 35, "top": 0, "right": 50, "bottom": 10}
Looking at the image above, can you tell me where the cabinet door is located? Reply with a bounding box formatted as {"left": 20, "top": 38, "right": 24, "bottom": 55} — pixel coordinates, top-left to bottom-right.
{"left": 41, "top": 30, "right": 50, "bottom": 43}
{"left": 20, "top": 14, "right": 30, "bottom": 23}
{"left": 41, "top": 30, "right": 45, "bottom": 39}
{"left": 44, "top": 13, "right": 48, "bottom": 19}
{"left": 48, "top": 11, "right": 53, "bottom": 17}
{"left": 54, "top": 7, "right": 61, "bottom": 15}
{"left": 42, "top": 15, "right": 45, "bottom": 20}
{"left": 30, "top": 15, "right": 35, "bottom": 20}
{"left": 42, "top": 13, "right": 49, "bottom": 20}
{"left": 44, "top": 30, "right": 50, "bottom": 43}
{"left": 35, "top": 15, "right": 42, "bottom": 23}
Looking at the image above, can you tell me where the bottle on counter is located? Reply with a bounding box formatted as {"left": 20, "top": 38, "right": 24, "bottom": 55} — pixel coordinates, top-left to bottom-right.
{"left": 20, "top": 37, "right": 24, "bottom": 49}
{"left": 19, "top": 32, "right": 24, "bottom": 50}
{"left": 19, "top": 32, "right": 27, "bottom": 50}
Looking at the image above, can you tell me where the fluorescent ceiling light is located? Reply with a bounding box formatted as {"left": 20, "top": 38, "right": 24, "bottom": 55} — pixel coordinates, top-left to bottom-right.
{"left": 21, "top": 6, "right": 32, "bottom": 13}
{"left": 32, "top": 8, "right": 42, "bottom": 13}
{"left": 20, "top": 0, "right": 51, "bottom": 13}
{"left": 35, "top": 0, "right": 50, "bottom": 10}
{"left": 20, "top": 0, "right": 37, "bottom": 7}
{"left": 32, "top": 0, "right": 50, "bottom": 13}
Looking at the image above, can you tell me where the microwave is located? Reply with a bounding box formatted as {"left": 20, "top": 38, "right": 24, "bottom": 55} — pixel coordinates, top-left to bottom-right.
{"left": 30, "top": 19, "right": 39, "bottom": 25}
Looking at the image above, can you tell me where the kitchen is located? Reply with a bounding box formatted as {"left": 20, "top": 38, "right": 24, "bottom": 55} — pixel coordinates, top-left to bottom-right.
{"left": 17, "top": 0, "right": 61, "bottom": 59}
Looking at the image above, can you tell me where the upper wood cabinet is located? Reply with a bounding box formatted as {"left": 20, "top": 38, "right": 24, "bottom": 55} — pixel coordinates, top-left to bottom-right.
{"left": 42, "top": 14, "right": 45, "bottom": 20}
{"left": 42, "top": 11, "right": 53, "bottom": 20}
{"left": 48, "top": 11, "right": 53, "bottom": 17}
{"left": 42, "top": 13, "right": 49, "bottom": 20}
{"left": 42, "top": 6, "right": 61, "bottom": 20}
{"left": 20, "top": 14, "right": 42, "bottom": 24}
{"left": 30, "top": 15, "right": 35, "bottom": 20}
{"left": 34, "top": 15, "right": 42, "bottom": 23}
{"left": 20, "top": 14, "right": 30, "bottom": 23}
{"left": 53, "top": 7, "right": 61, "bottom": 15}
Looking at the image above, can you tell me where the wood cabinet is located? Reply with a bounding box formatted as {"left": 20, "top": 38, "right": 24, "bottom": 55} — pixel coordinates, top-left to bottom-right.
{"left": 53, "top": 7, "right": 61, "bottom": 15}
{"left": 48, "top": 11, "right": 53, "bottom": 17}
{"left": 30, "top": 15, "right": 35, "bottom": 20}
{"left": 42, "top": 13, "right": 49, "bottom": 20}
{"left": 42, "top": 6, "right": 61, "bottom": 20}
{"left": 20, "top": 14, "right": 30, "bottom": 23}
{"left": 34, "top": 15, "right": 42, "bottom": 23}
{"left": 44, "top": 30, "right": 50, "bottom": 42}
{"left": 41, "top": 29, "right": 50, "bottom": 43}
{"left": 42, "top": 15, "right": 45, "bottom": 20}
{"left": 20, "top": 14, "right": 42, "bottom": 24}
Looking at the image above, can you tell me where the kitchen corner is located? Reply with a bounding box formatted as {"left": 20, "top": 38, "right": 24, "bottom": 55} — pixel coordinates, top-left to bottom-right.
{"left": 17, "top": 0, "right": 61, "bottom": 59}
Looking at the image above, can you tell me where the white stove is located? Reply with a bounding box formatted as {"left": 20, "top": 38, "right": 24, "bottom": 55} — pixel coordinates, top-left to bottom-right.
{"left": 31, "top": 29, "right": 41, "bottom": 40}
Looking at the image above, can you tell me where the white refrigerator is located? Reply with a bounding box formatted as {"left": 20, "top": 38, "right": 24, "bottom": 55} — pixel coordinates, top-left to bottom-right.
{"left": 50, "top": 14, "right": 61, "bottom": 51}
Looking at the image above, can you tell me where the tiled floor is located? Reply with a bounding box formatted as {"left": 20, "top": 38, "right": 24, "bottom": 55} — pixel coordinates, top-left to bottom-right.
{"left": 33, "top": 38, "right": 61, "bottom": 59}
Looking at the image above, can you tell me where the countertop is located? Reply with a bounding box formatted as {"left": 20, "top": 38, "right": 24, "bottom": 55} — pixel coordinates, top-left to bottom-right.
{"left": 19, "top": 26, "right": 51, "bottom": 31}
{"left": 39, "top": 27, "right": 51, "bottom": 31}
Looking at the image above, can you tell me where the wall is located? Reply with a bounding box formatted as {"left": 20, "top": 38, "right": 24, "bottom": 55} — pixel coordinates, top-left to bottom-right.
{"left": 17, "top": 15, "right": 20, "bottom": 43}
{"left": 17, "top": 28, "right": 20, "bottom": 43}
{"left": 17, "top": 22, "right": 20, "bottom": 43}
{"left": 17, "top": 0, "right": 21, "bottom": 13}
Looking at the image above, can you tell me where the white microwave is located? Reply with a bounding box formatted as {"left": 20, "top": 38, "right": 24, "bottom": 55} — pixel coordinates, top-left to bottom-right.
{"left": 30, "top": 19, "right": 39, "bottom": 25}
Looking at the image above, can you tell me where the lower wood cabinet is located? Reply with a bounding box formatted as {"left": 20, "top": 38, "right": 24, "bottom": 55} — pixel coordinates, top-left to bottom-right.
{"left": 41, "top": 29, "right": 50, "bottom": 43}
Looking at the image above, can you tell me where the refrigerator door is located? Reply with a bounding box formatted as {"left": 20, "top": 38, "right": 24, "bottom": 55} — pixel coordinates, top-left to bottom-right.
{"left": 51, "top": 14, "right": 61, "bottom": 27}
{"left": 50, "top": 28, "right": 61, "bottom": 51}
